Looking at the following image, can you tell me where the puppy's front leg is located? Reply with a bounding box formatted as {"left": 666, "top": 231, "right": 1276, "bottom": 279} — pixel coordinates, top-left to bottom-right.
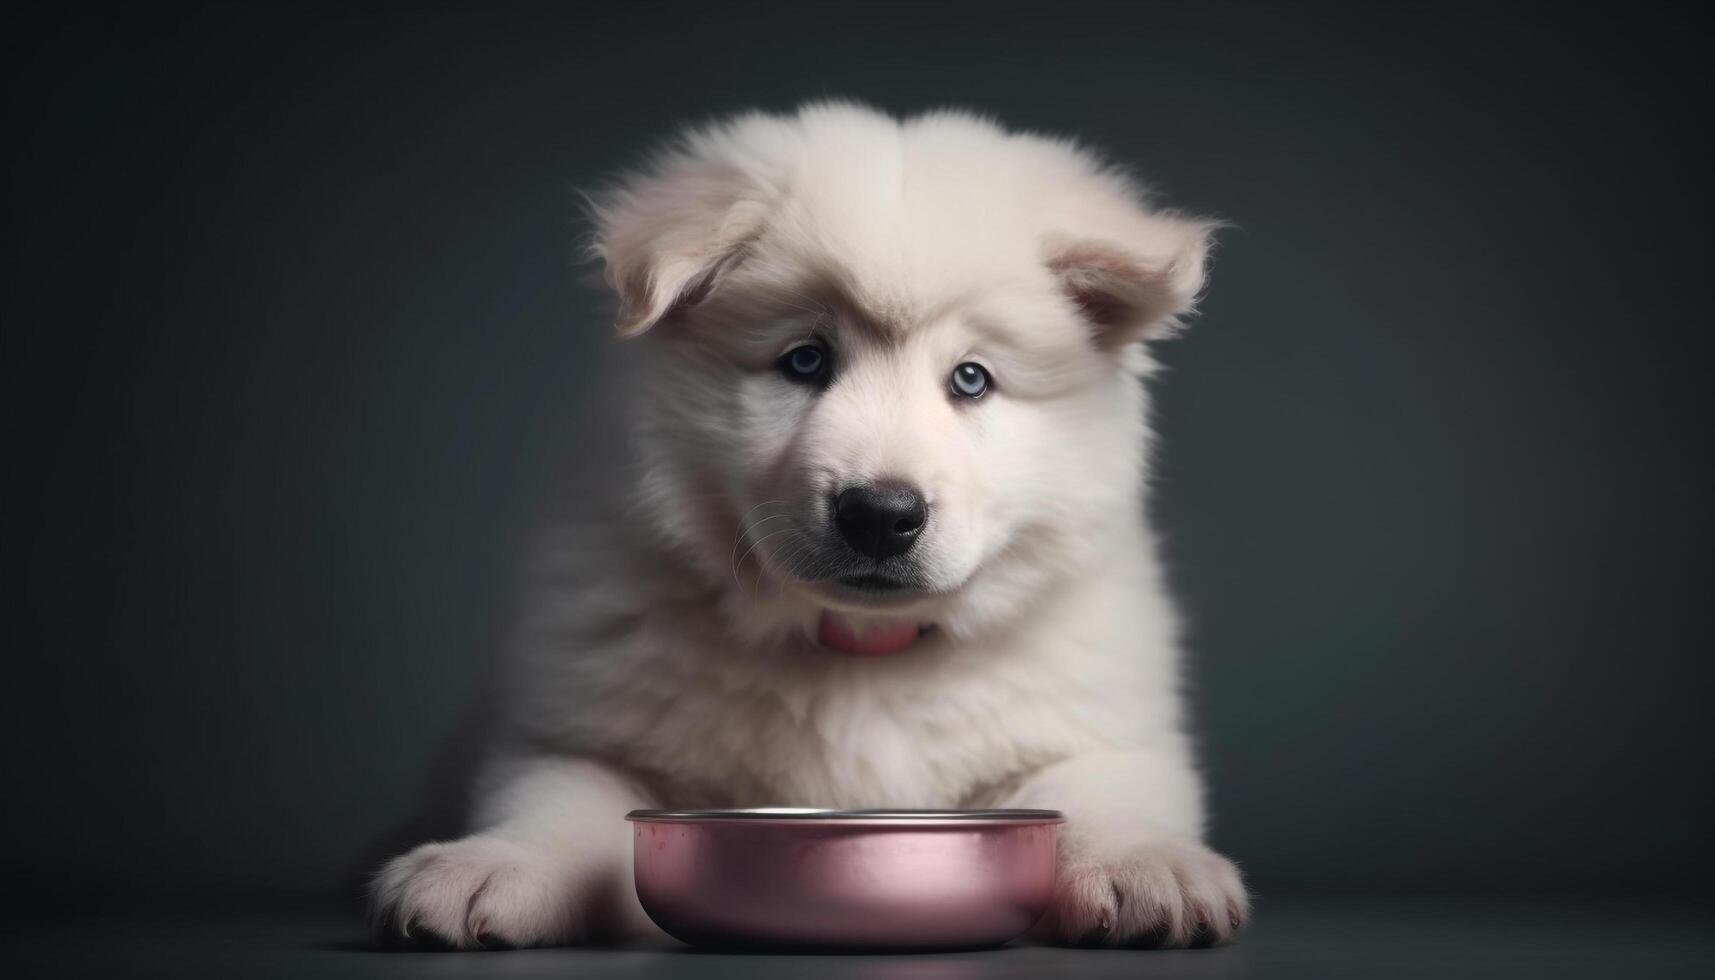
{"left": 369, "top": 755, "right": 658, "bottom": 949}
{"left": 1001, "top": 749, "right": 1249, "bottom": 948}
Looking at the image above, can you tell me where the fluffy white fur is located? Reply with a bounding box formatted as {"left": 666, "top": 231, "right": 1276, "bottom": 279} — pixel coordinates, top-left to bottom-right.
{"left": 370, "top": 101, "right": 1247, "bottom": 950}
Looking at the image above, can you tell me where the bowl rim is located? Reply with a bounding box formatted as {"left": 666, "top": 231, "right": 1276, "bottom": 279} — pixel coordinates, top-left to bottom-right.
{"left": 626, "top": 807, "right": 1064, "bottom": 824}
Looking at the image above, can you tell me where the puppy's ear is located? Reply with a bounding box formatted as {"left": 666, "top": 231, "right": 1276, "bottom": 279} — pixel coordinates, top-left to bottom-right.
{"left": 589, "top": 158, "right": 768, "bottom": 338}
{"left": 1045, "top": 211, "right": 1216, "bottom": 349}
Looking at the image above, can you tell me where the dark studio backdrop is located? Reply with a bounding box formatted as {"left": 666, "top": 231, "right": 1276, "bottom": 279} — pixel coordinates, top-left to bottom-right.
{"left": 4, "top": 0, "right": 1711, "bottom": 921}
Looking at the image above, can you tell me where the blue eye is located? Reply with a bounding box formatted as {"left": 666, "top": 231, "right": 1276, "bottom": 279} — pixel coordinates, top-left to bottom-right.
{"left": 780, "top": 343, "right": 829, "bottom": 384}
{"left": 950, "top": 362, "right": 991, "bottom": 399}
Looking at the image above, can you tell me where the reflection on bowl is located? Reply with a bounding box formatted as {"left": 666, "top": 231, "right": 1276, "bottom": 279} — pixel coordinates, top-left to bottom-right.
{"left": 627, "top": 808, "right": 1063, "bottom": 951}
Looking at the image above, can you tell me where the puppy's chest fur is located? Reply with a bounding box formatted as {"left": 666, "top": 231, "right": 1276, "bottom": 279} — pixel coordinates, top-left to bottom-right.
{"left": 513, "top": 606, "right": 1139, "bottom": 810}
{"left": 506, "top": 517, "right": 1172, "bottom": 810}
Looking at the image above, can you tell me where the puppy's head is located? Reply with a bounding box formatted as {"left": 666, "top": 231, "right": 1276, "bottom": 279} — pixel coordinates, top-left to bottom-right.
{"left": 591, "top": 103, "right": 1213, "bottom": 652}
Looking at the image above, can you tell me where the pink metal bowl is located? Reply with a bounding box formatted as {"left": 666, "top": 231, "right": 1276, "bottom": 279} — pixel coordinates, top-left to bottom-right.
{"left": 627, "top": 808, "right": 1064, "bottom": 951}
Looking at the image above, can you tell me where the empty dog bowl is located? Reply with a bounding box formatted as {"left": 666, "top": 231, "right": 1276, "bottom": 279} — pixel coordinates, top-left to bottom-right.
{"left": 627, "top": 808, "right": 1063, "bottom": 950}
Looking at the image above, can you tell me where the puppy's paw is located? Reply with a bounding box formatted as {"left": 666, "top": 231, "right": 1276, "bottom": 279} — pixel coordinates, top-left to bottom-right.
{"left": 1043, "top": 839, "right": 1249, "bottom": 948}
{"left": 368, "top": 836, "right": 590, "bottom": 949}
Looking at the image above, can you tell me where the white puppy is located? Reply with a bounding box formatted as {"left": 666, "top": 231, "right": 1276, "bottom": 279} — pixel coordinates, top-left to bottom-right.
{"left": 371, "top": 101, "right": 1247, "bottom": 950}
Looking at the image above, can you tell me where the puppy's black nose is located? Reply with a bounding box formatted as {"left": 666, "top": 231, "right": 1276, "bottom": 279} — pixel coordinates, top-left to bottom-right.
{"left": 834, "top": 483, "right": 928, "bottom": 559}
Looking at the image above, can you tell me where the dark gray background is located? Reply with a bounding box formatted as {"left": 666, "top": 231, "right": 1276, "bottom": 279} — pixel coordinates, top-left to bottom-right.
{"left": 5, "top": 0, "right": 1711, "bottom": 927}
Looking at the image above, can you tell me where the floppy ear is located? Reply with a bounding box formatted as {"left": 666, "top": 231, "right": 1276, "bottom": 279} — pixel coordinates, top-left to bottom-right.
{"left": 589, "top": 158, "right": 769, "bottom": 338}
{"left": 1045, "top": 211, "right": 1216, "bottom": 349}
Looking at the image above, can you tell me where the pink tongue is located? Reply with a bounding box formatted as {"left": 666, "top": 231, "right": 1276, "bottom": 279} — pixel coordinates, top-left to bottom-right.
{"left": 817, "top": 612, "right": 922, "bottom": 656}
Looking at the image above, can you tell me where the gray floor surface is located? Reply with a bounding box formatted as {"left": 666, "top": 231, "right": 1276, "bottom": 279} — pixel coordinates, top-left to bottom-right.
{"left": 15, "top": 896, "right": 1714, "bottom": 978}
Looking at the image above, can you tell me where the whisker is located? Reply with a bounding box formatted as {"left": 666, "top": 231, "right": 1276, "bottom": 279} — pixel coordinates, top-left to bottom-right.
{"left": 732, "top": 500, "right": 789, "bottom": 544}
{"left": 767, "top": 537, "right": 820, "bottom": 597}
{"left": 779, "top": 542, "right": 841, "bottom": 598}
{"left": 729, "top": 513, "right": 793, "bottom": 579}
{"left": 732, "top": 525, "right": 800, "bottom": 593}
